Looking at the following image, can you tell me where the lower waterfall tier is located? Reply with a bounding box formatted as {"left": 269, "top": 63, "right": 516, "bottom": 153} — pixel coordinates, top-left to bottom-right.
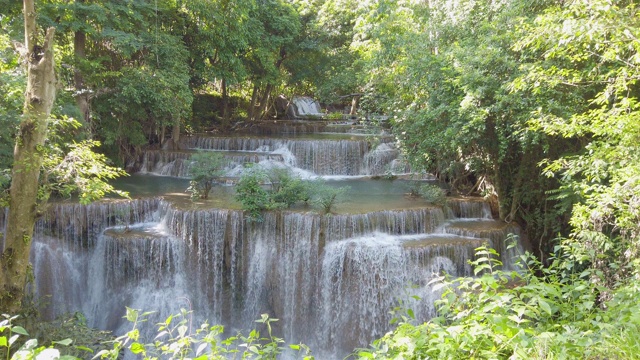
{"left": 5, "top": 197, "right": 522, "bottom": 359}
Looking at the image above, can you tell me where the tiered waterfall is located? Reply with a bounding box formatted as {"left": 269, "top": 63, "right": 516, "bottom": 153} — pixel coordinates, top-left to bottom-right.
{"left": 1, "top": 124, "right": 522, "bottom": 359}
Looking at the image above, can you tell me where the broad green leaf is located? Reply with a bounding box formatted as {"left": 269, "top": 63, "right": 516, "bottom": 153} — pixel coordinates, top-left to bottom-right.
{"left": 12, "top": 326, "right": 29, "bottom": 336}
{"left": 130, "top": 342, "right": 145, "bottom": 354}
{"left": 53, "top": 338, "right": 73, "bottom": 346}
{"left": 538, "top": 299, "right": 552, "bottom": 316}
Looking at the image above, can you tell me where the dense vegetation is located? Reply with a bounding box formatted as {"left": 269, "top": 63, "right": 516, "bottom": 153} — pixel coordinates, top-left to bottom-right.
{"left": 1, "top": 0, "right": 640, "bottom": 358}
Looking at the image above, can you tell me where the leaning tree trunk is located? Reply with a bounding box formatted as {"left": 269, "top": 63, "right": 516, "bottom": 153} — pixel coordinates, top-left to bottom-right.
{"left": 221, "top": 78, "right": 230, "bottom": 127}
{"left": 350, "top": 95, "right": 360, "bottom": 116}
{"left": 248, "top": 83, "right": 259, "bottom": 121}
{"left": 258, "top": 83, "right": 273, "bottom": 119}
{"left": 171, "top": 119, "right": 180, "bottom": 148}
{"left": 73, "top": 4, "right": 91, "bottom": 133}
{"left": 0, "top": 0, "right": 56, "bottom": 313}
{"left": 258, "top": 47, "right": 287, "bottom": 119}
{"left": 74, "top": 31, "right": 90, "bottom": 125}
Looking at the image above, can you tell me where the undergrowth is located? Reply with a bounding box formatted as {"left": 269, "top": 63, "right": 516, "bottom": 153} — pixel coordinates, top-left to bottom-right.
{"left": 355, "top": 242, "right": 640, "bottom": 359}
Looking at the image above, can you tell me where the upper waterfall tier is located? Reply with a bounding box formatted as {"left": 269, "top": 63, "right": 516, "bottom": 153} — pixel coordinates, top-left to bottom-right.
{"left": 135, "top": 134, "right": 410, "bottom": 177}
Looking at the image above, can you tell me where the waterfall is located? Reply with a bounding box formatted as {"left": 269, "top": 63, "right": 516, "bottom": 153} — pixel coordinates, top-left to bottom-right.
{"left": 363, "top": 142, "right": 411, "bottom": 175}
{"left": 289, "top": 96, "right": 324, "bottom": 118}
{"left": 27, "top": 194, "right": 522, "bottom": 359}
{"left": 2, "top": 100, "right": 528, "bottom": 359}
{"left": 446, "top": 198, "right": 493, "bottom": 219}
{"left": 135, "top": 134, "right": 413, "bottom": 178}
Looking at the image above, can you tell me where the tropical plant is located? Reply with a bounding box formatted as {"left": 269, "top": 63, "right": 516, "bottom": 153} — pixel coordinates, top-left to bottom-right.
{"left": 311, "top": 182, "right": 346, "bottom": 214}
{"left": 188, "top": 152, "right": 226, "bottom": 200}
{"left": 235, "top": 167, "right": 271, "bottom": 222}
{"left": 94, "top": 308, "right": 314, "bottom": 360}
{"left": 0, "top": 314, "right": 80, "bottom": 360}
{"left": 357, "top": 242, "right": 640, "bottom": 359}
{"left": 236, "top": 167, "right": 311, "bottom": 221}
{"left": 267, "top": 168, "right": 312, "bottom": 208}
{"left": 417, "top": 184, "right": 447, "bottom": 206}
{"left": 512, "top": 0, "right": 640, "bottom": 286}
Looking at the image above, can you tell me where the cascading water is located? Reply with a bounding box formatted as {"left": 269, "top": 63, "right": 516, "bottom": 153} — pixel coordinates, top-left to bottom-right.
{"left": 137, "top": 135, "right": 407, "bottom": 178}
{"left": 289, "top": 96, "right": 324, "bottom": 118}
{"left": 20, "top": 123, "right": 524, "bottom": 359}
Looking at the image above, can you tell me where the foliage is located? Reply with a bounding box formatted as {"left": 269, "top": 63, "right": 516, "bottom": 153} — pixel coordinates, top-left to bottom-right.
{"left": 235, "top": 167, "right": 272, "bottom": 222}
{"left": 38, "top": 116, "right": 128, "bottom": 206}
{"left": 0, "top": 314, "right": 79, "bottom": 360}
{"left": 235, "top": 167, "right": 313, "bottom": 221}
{"left": 94, "top": 308, "right": 313, "bottom": 360}
{"left": 0, "top": 28, "right": 24, "bottom": 170}
{"left": 512, "top": 0, "right": 640, "bottom": 285}
{"left": 40, "top": 140, "right": 129, "bottom": 206}
{"left": 28, "top": 312, "right": 113, "bottom": 359}
{"left": 267, "top": 168, "right": 312, "bottom": 208}
{"left": 235, "top": 167, "right": 347, "bottom": 220}
{"left": 187, "top": 151, "right": 226, "bottom": 200}
{"left": 0, "top": 170, "right": 10, "bottom": 208}
{"left": 310, "top": 182, "right": 346, "bottom": 214}
{"left": 416, "top": 184, "right": 446, "bottom": 206}
{"left": 357, "top": 243, "right": 640, "bottom": 359}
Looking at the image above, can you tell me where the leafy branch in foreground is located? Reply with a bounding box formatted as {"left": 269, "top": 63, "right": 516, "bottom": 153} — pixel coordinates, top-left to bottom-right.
{"left": 356, "top": 241, "right": 640, "bottom": 359}
{"left": 0, "top": 314, "right": 78, "bottom": 360}
{"left": 94, "top": 308, "right": 314, "bottom": 360}
{"left": 41, "top": 139, "right": 129, "bottom": 205}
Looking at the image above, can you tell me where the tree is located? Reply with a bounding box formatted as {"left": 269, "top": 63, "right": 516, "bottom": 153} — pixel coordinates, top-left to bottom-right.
{"left": 0, "top": 0, "right": 56, "bottom": 312}
{"left": 0, "top": 0, "right": 129, "bottom": 312}
{"left": 514, "top": 0, "right": 640, "bottom": 284}
{"left": 187, "top": 151, "right": 226, "bottom": 200}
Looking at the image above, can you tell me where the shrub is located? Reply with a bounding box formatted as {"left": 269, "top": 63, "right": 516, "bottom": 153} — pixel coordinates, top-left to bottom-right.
{"left": 268, "top": 168, "right": 312, "bottom": 208}
{"left": 235, "top": 167, "right": 348, "bottom": 218}
{"left": 235, "top": 167, "right": 271, "bottom": 222}
{"left": 188, "top": 151, "right": 226, "bottom": 200}
{"left": 236, "top": 167, "right": 318, "bottom": 221}
{"left": 417, "top": 184, "right": 446, "bottom": 206}
{"left": 94, "top": 309, "right": 314, "bottom": 360}
{"left": 0, "top": 314, "right": 82, "bottom": 360}
{"left": 311, "top": 182, "right": 347, "bottom": 214}
{"left": 356, "top": 240, "right": 640, "bottom": 359}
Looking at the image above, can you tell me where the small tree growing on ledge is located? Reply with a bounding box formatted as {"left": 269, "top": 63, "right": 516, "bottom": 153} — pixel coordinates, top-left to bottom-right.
{"left": 312, "top": 182, "right": 347, "bottom": 214}
{"left": 188, "top": 151, "right": 226, "bottom": 200}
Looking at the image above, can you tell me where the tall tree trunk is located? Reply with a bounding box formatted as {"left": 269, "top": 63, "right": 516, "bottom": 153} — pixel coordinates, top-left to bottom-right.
{"left": 258, "top": 47, "right": 287, "bottom": 119}
{"left": 350, "top": 95, "right": 360, "bottom": 115}
{"left": 248, "top": 83, "right": 259, "bottom": 121}
{"left": 73, "top": 3, "right": 91, "bottom": 133}
{"left": 258, "top": 84, "right": 273, "bottom": 119}
{"left": 171, "top": 119, "right": 180, "bottom": 147}
{"left": 0, "top": 0, "right": 56, "bottom": 313}
{"left": 221, "top": 78, "right": 229, "bottom": 124}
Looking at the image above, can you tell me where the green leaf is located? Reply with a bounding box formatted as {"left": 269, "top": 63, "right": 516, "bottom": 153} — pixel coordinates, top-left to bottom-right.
{"left": 92, "top": 349, "right": 110, "bottom": 359}
{"left": 196, "top": 342, "right": 208, "bottom": 356}
{"left": 12, "top": 326, "right": 29, "bottom": 336}
{"left": 538, "top": 299, "right": 552, "bottom": 316}
{"left": 8, "top": 334, "right": 19, "bottom": 346}
{"left": 53, "top": 338, "right": 73, "bottom": 346}
{"left": 130, "top": 342, "right": 145, "bottom": 354}
{"left": 407, "top": 309, "right": 415, "bottom": 319}
{"left": 74, "top": 346, "right": 93, "bottom": 353}
{"left": 125, "top": 307, "right": 138, "bottom": 322}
